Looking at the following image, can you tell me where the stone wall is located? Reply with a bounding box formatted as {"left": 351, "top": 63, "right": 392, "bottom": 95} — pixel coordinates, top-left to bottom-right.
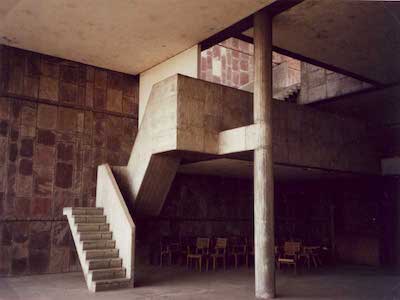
{"left": 298, "top": 62, "right": 372, "bottom": 104}
{"left": 199, "top": 38, "right": 300, "bottom": 90}
{"left": 0, "top": 46, "right": 138, "bottom": 276}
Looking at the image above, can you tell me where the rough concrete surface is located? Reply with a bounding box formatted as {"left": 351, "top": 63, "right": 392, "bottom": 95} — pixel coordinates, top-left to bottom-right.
{"left": 1, "top": 265, "right": 399, "bottom": 300}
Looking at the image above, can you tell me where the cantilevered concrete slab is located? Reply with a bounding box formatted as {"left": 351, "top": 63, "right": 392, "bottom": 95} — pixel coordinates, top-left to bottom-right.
{"left": 112, "top": 74, "right": 380, "bottom": 217}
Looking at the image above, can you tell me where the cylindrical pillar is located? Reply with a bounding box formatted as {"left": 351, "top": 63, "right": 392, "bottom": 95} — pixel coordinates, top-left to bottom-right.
{"left": 253, "top": 9, "right": 275, "bottom": 299}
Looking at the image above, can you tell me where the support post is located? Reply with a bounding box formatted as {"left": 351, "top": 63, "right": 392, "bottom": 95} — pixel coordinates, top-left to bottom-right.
{"left": 253, "top": 9, "right": 275, "bottom": 299}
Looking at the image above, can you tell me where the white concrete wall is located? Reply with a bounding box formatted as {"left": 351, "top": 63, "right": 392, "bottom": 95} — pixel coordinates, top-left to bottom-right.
{"left": 96, "top": 164, "right": 135, "bottom": 283}
{"left": 139, "top": 45, "right": 199, "bottom": 126}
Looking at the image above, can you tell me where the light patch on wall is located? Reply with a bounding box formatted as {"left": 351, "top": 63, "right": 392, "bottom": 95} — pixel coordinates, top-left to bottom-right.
{"left": 212, "top": 59, "right": 222, "bottom": 77}
{"left": 382, "top": 157, "right": 400, "bottom": 175}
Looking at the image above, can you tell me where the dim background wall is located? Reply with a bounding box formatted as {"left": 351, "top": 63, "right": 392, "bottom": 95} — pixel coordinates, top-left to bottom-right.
{"left": 0, "top": 45, "right": 139, "bottom": 276}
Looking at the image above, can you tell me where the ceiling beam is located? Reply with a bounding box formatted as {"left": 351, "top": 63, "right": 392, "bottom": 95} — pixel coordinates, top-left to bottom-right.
{"left": 199, "top": 0, "right": 303, "bottom": 51}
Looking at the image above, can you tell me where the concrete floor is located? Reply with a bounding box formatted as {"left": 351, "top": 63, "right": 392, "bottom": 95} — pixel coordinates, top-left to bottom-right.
{"left": 1, "top": 265, "right": 400, "bottom": 300}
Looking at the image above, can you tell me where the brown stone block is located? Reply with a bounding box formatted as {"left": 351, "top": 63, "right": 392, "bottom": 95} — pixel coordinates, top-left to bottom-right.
{"left": 107, "top": 115, "right": 123, "bottom": 135}
{"left": 11, "top": 256, "right": 28, "bottom": 275}
{"left": 92, "top": 147, "right": 106, "bottom": 166}
{"left": 12, "top": 222, "right": 29, "bottom": 244}
{"left": 25, "top": 53, "right": 41, "bottom": 77}
{"left": 7, "top": 68, "right": 24, "bottom": 95}
{"left": 29, "top": 248, "right": 50, "bottom": 274}
{"left": 0, "top": 137, "right": 6, "bottom": 165}
{"left": 0, "top": 194, "right": 15, "bottom": 220}
{"left": 37, "top": 104, "right": 57, "bottom": 129}
{"left": 60, "top": 65, "right": 78, "bottom": 84}
{"left": 20, "top": 126, "right": 35, "bottom": 138}
{"left": 31, "top": 197, "right": 52, "bottom": 218}
{"left": 53, "top": 190, "right": 77, "bottom": 218}
{"left": 41, "top": 59, "right": 59, "bottom": 78}
{"left": 19, "top": 159, "right": 33, "bottom": 176}
{"left": 69, "top": 248, "right": 81, "bottom": 272}
{"left": 20, "top": 138, "right": 34, "bottom": 157}
{"left": 77, "top": 86, "right": 85, "bottom": 106}
{"left": 57, "top": 143, "right": 74, "bottom": 162}
{"left": 86, "top": 66, "right": 94, "bottom": 82}
{"left": 39, "top": 76, "right": 59, "bottom": 101}
{"left": 6, "top": 164, "right": 17, "bottom": 195}
{"left": 29, "top": 221, "right": 51, "bottom": 250}
{"left": 59, "top": 81, "right": 78, "bottom": 104}
{"left": 1, "top": 223, "right": 12, "bottom": 246}
{"left": 35, "top": 145, "right": 55, "bottom": 168}
{"left": 0, "top": 246, "right": 11, "bottom": 275}
{"left": 94, "top": 69, "right": 107, "bottom": 89}
{"left": 23, "top": 76, "right": 39, "bottom": 98}
{"left": 0, "top": 99, "right": 10, "bottom": 120}
{"left": 57, "top": 107, "right": 77, "bottom": 132}
{"left": 77, "top": 111, "right": 84, "bottom": 132}
{"left": 49, "top": 247, "right": 70, "bottom": 273}
{"left": 16, "top": 175, "right": 33, "bottom": 197}
{"left": 37, "top": 129, "right": 56, "bottom": 146}
{"left": 21, "top": 105, "right": 36, "bottom": 127}
{"left": 15, "top": 196, "right": 30, "bottom": 218}
{"left": 85, "top": 82, "right": 94, "bottom": 107}
{"left": 52, "top": 221, "right": 70, "bottom": 247}
{"left": 94, "top": 88, "right": 106, "bottom": 109}
{"left": 108, "top": 71, "right": 124, "bottom": 90}
{"left": 55, "top": 162, "right": 73, "bottom": 189}
{"left": 123, "top": 74, "right": 138, "bottom": 96}
{"left": 106, "top": 88, "right": 123, "bottom": 112}
{"left": 83, "top": 110, "right": 93, "bottom": 134}
{"left": 0, "top": 120, "right": 8, "bottom": 137}
{"left": 122, "top": 96, "right": 137, "bottom": 116}
{"left": 34, "top": 167, "right": 53, "bottom": 197}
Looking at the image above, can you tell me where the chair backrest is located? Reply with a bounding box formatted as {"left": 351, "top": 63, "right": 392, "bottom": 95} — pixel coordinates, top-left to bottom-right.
{"left": 283, "top": 241, "right": 301, "bottom": 255}
{"left": 215, "top": 238, "right": 227, "bottom": 248}
{"left": 196, "top": 238, "right": 210, "bottom": 250}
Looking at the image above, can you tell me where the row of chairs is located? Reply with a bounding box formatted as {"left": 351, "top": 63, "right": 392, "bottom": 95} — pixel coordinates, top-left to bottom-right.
{"left": 160, "top": 237, "right": 324, "bottom": 273}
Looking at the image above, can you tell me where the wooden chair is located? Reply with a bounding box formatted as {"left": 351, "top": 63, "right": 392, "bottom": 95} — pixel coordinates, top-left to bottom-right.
{"left": 277, "top": 241, "right": 301, "bottom": 274}
{"left": 246, "top": 241, "right": 254, "bottom": 268}
{"left": 231, "top": 237, "right": 247, "bottom": 268}
{"left": 209, "top": 238, "right": 228, "bottom": 271}
{"left": 160, "top": 238, "right": 181, "bottom": 266}
{"left": 187, "top": 237, "right": 210, "bottom": 272}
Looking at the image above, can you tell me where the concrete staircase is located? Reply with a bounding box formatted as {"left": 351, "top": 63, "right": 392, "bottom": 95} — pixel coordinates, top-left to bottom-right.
{"left": 63, "top": 207, "right": 131, "bottom": 292}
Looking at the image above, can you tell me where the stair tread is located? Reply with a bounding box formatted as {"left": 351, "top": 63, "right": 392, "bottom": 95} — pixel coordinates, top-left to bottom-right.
{"left": 88, "top": 257, "right": 121, "bottom": 262}
{"left": 90, "top": 267, "right": 125, "bottom": 273}
{"left": 94, "top": 278, "right": 130, "bottom": 284}
{"left": 82, "top": 239, "right": 114, "bottom": 243}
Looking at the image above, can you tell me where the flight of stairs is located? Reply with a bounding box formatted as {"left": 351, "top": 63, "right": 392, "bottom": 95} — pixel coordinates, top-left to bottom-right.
{"left": 63, "top": 207, "right": 131, "bottom": 292}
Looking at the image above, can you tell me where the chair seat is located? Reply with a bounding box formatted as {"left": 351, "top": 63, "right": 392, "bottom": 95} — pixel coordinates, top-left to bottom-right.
{"left": 278, "top": 258, "right": 295, "bottom": 263}
{"left": 187, "top": 254, "right": 203, "bottom": 258}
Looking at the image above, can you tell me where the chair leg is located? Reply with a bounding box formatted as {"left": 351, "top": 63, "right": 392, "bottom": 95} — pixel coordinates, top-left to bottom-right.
{"left": 169, "top": 253, "right": 172, "bottom": 265}
{"left": 294, "top": 263, "right": 297, "bottom": 275}
{"left": 223, "top": 257, "right": 226, "bottom": 270}
{"left": 199, "top": 257, "right": 202, "bottom": 272}
{"left": 186, "top": 257, "right": 189, "bottom": 270}
{"left": 235, "top": 255, "right": 238, "bottom": 269}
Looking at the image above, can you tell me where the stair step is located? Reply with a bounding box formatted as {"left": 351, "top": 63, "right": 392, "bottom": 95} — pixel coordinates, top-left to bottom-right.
{"left": 93, "top": 278, "right": 131, "bottom": 292}
{"left": 79, "top": 231, "right": 112, "bottom": 241}
{"left": 74, "top": 215, "right": 106, "bottom": 224}
{"left": 82, "top": 240, "right": 116, "bottom": 250}
{"left": 77, "top": 223, "right": 109, "bottom": 232}
{"left": 71, "top": 207, "right": 104, "bottom": 215}
{"left": 88, "top": 258, "right": 122, "bottom": 270}
{"left": 90, "top": 267, "right": 126, "bottom": 281}
{"left": 85, "top": 248, "right": 119, "bottom": 259}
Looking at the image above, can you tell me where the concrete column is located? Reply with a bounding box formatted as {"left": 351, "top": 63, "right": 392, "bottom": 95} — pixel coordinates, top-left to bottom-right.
{"left": 253, "top": 9, "right": 275, "bottom": 299}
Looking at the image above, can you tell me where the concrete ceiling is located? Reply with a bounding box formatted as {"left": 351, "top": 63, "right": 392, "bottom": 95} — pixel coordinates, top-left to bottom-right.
{"left": 178, "top": 159, "right": 358, "bottom": 182}
{"left": 244, "top": 1, "right": 400, "bottom": 85}
{"left": 0, "top": 0, "right": 273, "bottom": 74}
